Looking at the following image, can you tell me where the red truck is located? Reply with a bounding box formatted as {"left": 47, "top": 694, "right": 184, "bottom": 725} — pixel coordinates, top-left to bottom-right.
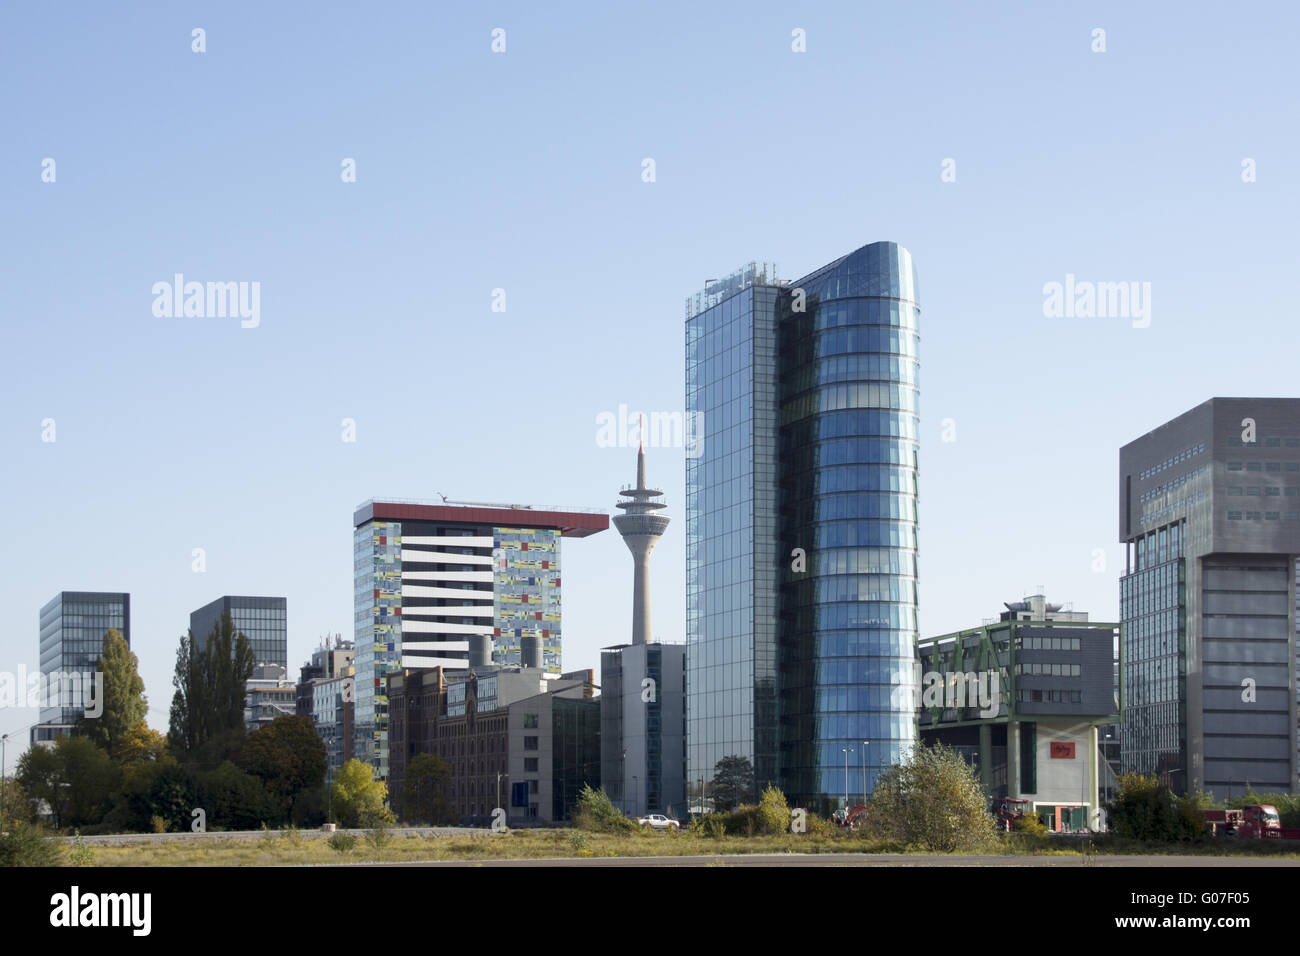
{"left": 1200, "top": 805, "right": 1281, "bottom": 838}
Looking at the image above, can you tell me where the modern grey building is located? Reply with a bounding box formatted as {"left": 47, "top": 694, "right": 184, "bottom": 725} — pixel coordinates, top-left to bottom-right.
{"left": 601, "top": 642, "right": 686, "bottom": 818}
{"left": 190, "top": 595, "right": 287, "bottom": 669}
{"left": 33, "top": 591, "right": 130, "bottom": 742}
{"left": 918, "top": 594, "right": 1119, "bottom": 832}
{"left": 1120, "top": 397, "right": 1300, "bottom": 798}
{"left": 685, "top": 242, "right": 920, "bottom": 814}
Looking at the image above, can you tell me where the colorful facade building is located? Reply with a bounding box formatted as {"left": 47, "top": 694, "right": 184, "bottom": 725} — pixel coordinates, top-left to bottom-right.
{"left": 352, "top": 498, "right": 607, "bottom": 779}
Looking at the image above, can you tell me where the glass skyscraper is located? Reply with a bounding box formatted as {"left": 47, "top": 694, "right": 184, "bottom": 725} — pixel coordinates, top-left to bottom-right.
{"left": 190, "top": 595, "right": 287, "bottom": 669}
{"left": 685, "top": 242, "right": 921, "bottom": 813}
{"left": 36, "top": 591, "right": 130, "bottom": 740}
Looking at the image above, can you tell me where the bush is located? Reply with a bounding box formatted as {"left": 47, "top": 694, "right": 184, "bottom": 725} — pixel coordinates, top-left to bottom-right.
{"left": 365, "top": 824, "right": 392, "bottom": 850}
{"left": 150, "top": 814, "right": 168, "bottom": 834}
{"left": 688, "top": 815, "right": 726, "bottom": 839}
{"left": 1013, "top": 815, "right": 1049, "bottom": 838}
{"left": 573, "top": 785, "right": 636, "bottom": 834}
{"left": 716, "top": 805, "right": 760, "bottom": 836}
{"left": 0, "top": 823, "right": 64, "bottom": 867}
{"left": 68, "top": 830, "right": 95, "bottom": 867}
{"left": 757, "top": 786, "right": 790, "bottom": 835}
{"left": 327, "top": 832, "right": 357, "bottom": 853}
{"left": 1105, "top": 774, "right": 1209, "bottom": 843}
{"left": 864, "top": 742, "right": 997, "bottom": 852}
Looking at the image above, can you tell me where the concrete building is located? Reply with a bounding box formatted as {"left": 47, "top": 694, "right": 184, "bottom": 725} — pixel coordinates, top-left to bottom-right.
{"left": 685, "top": 243, "right": 921, "bottom": 813}
{"left": 33, "top": 591, "right": 130, "bottom": 743}
{"left": 352, "top": 497, "right": 607, "bottom": 780}
{"left": 917, "top": 596, "right": 1120, "bottom": 832}
{"left": 190, "top": 596, "right": 287, "bottom": 670}
{"left": 1120, "top": 397, "right": 1300, "bottom": 797}
{"left": 601, "top": 642, "right": 686, "bottom": 817}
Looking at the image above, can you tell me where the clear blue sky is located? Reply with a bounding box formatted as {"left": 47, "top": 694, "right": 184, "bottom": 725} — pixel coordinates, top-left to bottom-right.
{"left": 2, "top": 1, "right": 1297, "bottom": 741}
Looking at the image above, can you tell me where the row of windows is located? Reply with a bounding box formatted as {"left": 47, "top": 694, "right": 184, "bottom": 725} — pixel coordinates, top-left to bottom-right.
{"left": 1015, "top": 663, "right": 1081, "bottom": 677}
{"left": 1227, "top": 461, "right": 1299, "bottom": 472}
{"left": 1141, "top": 491, "right": 1205, "bottom": 524}
{"left": 1140, "top": 467, "right": 1205, "bottom": 503}
{"left": 1017, "top": 689, "right": 1083, "bottom": 703}
{"left": 1227, "top": 511, "right": 1300, "bottom": 521}
{"left": 1141, "top": 443, "right": 1205, "bottom": 480}
{"left": 780, "top": 383, "right": 918, "bottom": 423}
{"left": 1228, "top": 486, "right": 1300, "bottom": 496}
{"left": 1016, "top": 636, "right": 1082, "bottom": 651}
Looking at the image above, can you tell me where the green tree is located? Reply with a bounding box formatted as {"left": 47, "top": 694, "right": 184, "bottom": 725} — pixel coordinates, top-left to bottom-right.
{"left": 865, "top": 742, "right": 996, "bottom": 852}
{"left": 76, "top": 629, "right": 147, "bottom": 755}
{"left": 398, "top": 753, "right": 456, "bottom": 825}
{"left": 710, "top": 755, "right": 754, "bottom": 812}
{"left": 202, "top": 761, "right": 276, "bottom": 830}
{"left": 756, "top": 784, "right": 790, "bottom": 835}
{"left": 168, "top": 612, "right": 256, "bottom": 760}
{"left": 330, "top": 759, "right": 393, "bottom": 828}
{"left": 16, "top": 737, "right": 118, "bottom": 830}
{"left": 235, "top": 716, "right": 327, "bottom": 822}
{"left": 1104, "top": 773, "right": 1209, "bottom": 843}
{"left": 112, "top": 723, "right": 168, "bottom": 766}
{"left": 0, "top": 777, "right": 34, "bottom": 829}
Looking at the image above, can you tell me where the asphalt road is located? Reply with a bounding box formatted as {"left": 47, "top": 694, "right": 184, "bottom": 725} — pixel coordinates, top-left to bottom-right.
{"left": 361, "top": 852, "right": 1300, "bottom": 867}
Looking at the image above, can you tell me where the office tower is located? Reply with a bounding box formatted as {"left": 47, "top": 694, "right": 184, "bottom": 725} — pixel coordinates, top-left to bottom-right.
{"left": 33, "top": 591, "right": 130, "bottom": 742}
{"left": 190, "top": 596, "right": 287, "bottom": 669}
{"left": 352, "top": 497, "right": 608, "bottom": 779}
{"left": 1120, "top": 398, "right": 1300, "bottom": 797}
{"left": 685, "top": 242, "right": 920, "bottom": 813}
{"left": 614, "top": 442, "right": 670, "bottom": 645}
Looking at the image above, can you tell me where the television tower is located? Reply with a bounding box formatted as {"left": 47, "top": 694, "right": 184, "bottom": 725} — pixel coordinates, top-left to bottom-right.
{"left": 613, "top": 429, "right": 670, "bottom": 645}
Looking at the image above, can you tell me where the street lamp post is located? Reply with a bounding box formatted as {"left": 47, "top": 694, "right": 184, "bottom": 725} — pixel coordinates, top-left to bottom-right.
{"left": 861, "top": 740, "right": 869, "bottom": 803}
{"left": 1, "top": 733, "right": 8, "bottom": 826}
{"left": 841, "top": 748, "right": 850, "bottom": 808}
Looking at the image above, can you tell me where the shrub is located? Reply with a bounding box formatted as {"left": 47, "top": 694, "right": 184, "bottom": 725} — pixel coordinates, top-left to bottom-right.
{"left": 688, "top": 815, "right": 726, "bottom": 839}
{"left": 1013, "top": 815, "right": 1049, "bottom": 838}
{"left": 69, "top": 830, "right": 95, "bottom": 867}
{"left": 365, "top": 824, "right": 392, "bottom": 850}
{"left": 573, "top": 785, "right": 636, "bottom": 834}
{"left": 327, "top": 832, "right": 357, "bottom": 853}
{"left": 716, "top": 805, "right": 760, "bottom": 836}
{"left": 757, "top": 786, "right": 790, "bottom": 834}
{"left": 0, "top": 823, "right": 64, "bottom": 867}
{"left": 150, "top": 814, "right": 168, "bottom": 834}
{"left": 864, "top": 742, "right": 997, "bottom": 852}
{"left": 1105, "top": 774, "right": 1209, "bottom": 843}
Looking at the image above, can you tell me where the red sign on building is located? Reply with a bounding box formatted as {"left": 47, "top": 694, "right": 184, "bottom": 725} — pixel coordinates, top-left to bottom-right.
{"left": 1050, "top": 741, "right": 1076, "bottom": 759}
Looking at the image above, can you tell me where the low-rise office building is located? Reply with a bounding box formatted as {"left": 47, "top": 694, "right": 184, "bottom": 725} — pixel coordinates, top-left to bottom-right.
{"left": 917, "top": 595, "right": 1120, "bottom": 831}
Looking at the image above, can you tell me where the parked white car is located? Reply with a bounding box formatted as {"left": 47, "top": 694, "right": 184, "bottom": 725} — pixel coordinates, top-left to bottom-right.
{"left": 636, "top": 813, "right": 680, "bottom": 830}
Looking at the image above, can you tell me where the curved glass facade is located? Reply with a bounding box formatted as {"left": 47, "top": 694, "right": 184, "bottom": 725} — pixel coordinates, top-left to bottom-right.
{"left": 685, "top": 244, "right": 919, "bottom": 814}
{"left": 778, "top": 242, "right": 919, "bottom": 812}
